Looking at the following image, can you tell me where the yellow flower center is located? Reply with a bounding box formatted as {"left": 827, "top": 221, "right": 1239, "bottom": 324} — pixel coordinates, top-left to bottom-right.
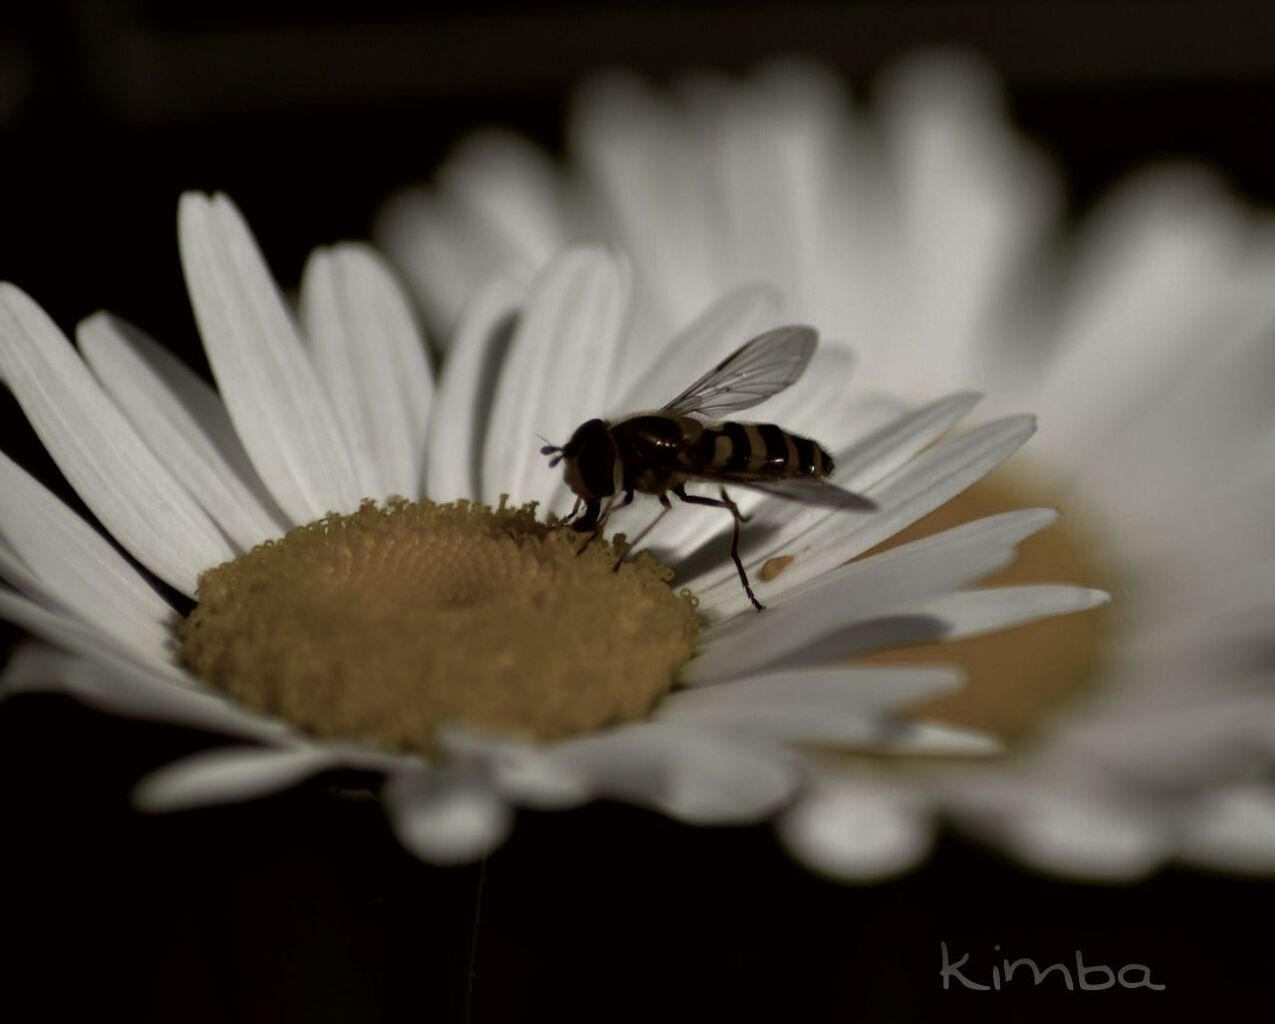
{"left": 180, "top": 498, "right": 699, "bottom": 756}
{"left": 858, "top": 464, "right": 1114, "bottom": 747}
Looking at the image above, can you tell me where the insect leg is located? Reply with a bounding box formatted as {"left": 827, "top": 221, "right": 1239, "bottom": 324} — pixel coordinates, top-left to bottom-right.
{"left": 672, "top": 484, "right": 763, "bottom": 611}
{"left": 556, "top": 496, "right": 584, "bottom": 527}
{"left": 572, "top": 498, "right": 602, "bottom": 556}
{"left": 611, "top": 493, "right": 673, "bottom": 572}
{"left": 723, "top": 486, "right": 753, "bottom": 523}
{"left": 575, "top": 493, "right": 619, "bottom": 557}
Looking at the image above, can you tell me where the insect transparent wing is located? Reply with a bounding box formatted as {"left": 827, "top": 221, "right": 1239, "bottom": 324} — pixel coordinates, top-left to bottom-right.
{"left": 716, "top": 475, "right": 877, "bottom": 510}
{"left": 662, "top": 325, "right": 818, "bottom": 419}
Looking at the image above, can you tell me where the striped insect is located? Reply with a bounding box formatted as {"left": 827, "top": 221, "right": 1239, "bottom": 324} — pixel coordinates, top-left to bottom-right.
{"left": 541, "top": 325, "right": 874, "bottom": 611}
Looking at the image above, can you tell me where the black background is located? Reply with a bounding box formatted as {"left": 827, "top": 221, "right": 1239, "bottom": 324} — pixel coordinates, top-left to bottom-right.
{"left": 2, "top": 3, "right": 1274, "bottom": 1020}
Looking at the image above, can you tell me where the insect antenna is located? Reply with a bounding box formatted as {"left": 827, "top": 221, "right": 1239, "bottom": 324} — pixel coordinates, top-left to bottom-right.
{"left": 536, "top": 433, "right": 563, "bottom": 466}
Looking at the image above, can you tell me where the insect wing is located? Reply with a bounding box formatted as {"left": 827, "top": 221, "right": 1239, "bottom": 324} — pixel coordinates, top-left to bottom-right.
{"left": 691, "top": 473, "right": 877, "bottom": 511}
{"left": 662, "top": 325, "right": 817, "bottom": 419}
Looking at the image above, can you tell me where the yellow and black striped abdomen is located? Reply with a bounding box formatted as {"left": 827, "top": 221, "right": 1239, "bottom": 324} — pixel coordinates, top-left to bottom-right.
{"left": 695, "top": 421, "right": 834, "bottom": 479}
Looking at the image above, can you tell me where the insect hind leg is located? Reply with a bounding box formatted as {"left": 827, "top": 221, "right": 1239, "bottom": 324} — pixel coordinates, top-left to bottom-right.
{"left": 672, "top": 484, "right": 763, "bottom": 611}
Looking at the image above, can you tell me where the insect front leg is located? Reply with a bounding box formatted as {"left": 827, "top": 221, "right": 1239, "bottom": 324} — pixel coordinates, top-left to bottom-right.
{"left": 575, "top": 491, "right": 626, "bottom": 557}
{"left": 672, "top": 484, "right": 763, "bottom": 611}
{"left": 556, "top": 496, "right": 584, "bottom": 527}
{"left": 571, "top": 497, "right": 602, "bottom": 557}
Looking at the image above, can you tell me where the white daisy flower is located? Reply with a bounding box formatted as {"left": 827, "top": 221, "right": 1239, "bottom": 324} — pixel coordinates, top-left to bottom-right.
{"left": 375, "top": 51, "right": 1275, "bottom": 880}
{"left": 0, "top": 191, "right": 1103, "bottom": 871}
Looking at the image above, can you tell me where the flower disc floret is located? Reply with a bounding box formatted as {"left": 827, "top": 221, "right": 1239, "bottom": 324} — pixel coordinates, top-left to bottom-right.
{"left": 181, "top": 498, "right": 699, "bottom": 755}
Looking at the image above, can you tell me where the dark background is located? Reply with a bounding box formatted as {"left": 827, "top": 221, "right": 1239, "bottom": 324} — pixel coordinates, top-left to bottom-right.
{"left": 2, "top": 2, "right": 1274, "bottom": 1020}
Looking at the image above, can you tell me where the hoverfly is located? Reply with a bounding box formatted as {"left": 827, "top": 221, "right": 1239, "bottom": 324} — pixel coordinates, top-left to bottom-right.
{"left": 540, "top": 325, "right": 875, "bottom": 611}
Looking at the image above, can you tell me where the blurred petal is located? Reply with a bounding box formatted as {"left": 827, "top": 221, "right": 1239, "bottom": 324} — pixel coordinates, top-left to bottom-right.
{"left": 0, "top": 638, "right": 287, "bottom": 743}
{"left": 437, "top": 725, "right": 593, "bottom": 809}
{"left": 524, "top": 722, "right": 801, "bottom": 824}
{"left": 946, "top": 777, "right": 1171, "bottom": 881}
{"left": 1176, "top": 785, "right": 1275, "bottom": 874}
{"left": 877, "top": 51, "right": 1057, "bottom": 392}
{"left": 133, "top": 745, "right": 334, "bottom": 811}
{"left": 669, "top": 663, "right": 963, "bottom": 702}
{"left": 383, "top": 765, "right": 512, "bottom": 864}
{"left": 436, "top": 130, "right": 569, "bottom": 272}
{"left": 883, "top": 721, "right": 1005, "bottom": 756}
{"left": 572, "top": 72, "right": 725, "bottom": 338}
{"left": 1030, "top": 167, "right": 1254, "bottom": 468}
{"left": 778, "top": 775, "right": 935, "bottom": 881}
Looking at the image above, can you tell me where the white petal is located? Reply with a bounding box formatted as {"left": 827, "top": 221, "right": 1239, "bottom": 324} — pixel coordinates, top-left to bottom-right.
{"left": 1176, "top": 784, "right": 1275, "bottom": 874}
{"left": 178, "top": 192, "right": 360, "bottom": 522}
{"left": 909, "top": 584, "right": 1111, "bottom": 641}
{"left": 299, "top": 244, "right": 434, "bottom": 501}
{"left": 777, "top": 776, "right": 935, "bottom": 881}
{"left": 695, "top": 414, "right": 1036, "bottom": 618}
{"left": 425, "top": 271, "right": 528, "bottom": 502}
{"left": 0, "top": 452, "right": 174, "bottom": 660}
{"left": 778, "top": 582, "right": 1109, "bottom": 667}
{"left": 383, "top": 765, "right": 512, "bottom": 864}
{"left": 666, "top": 664, "right": 963, "bottom": 704}
{"left": 0, "top": 284, "right": 234, "bottom": 594}
{"left": 652, "top": 704, "right": 905, "bottom": 748}
{"left": 837, "top": 391, "right": 985, "bottom": 491}
{"left": 0, "top": 623, "right": 286, "bottom": 743}
{"left": 77, "top": 312, "right": 286, "bottom": 551}
{"left": 641, "top": 343, "right": 866, "bottom": 564}
{"left": 668, "top": 663, "right": 994, "bottom": 754}
{"left": 664, "top": 390, "right": 910, "bottom": 581}
{"left": 133, "top": 745, "right": 334, "bottom": 812}
{"left": 481, "top": 246, "right": 631, "bottom": 513}
{"left": 686, "top": 526, "right": 1018, "bottom": 684}
{"left": 523, "top": 722, "right": 800, "bottom": 824}
{"left": 674, "top": 391, "right": 984, "bottom": 596}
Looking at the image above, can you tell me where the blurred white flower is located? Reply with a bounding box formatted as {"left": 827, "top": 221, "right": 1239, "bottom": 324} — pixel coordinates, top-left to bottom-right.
{"left": 376, "top": 51, "right": 1275, "bottom": 880}
{"left": 0, "top": 191, "right": 1100, "bottom": 870}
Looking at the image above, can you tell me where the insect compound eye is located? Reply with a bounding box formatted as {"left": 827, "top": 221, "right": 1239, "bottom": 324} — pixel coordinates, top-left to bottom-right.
{"left": 565, "top": 419, "right": 617, "bottom": 499}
